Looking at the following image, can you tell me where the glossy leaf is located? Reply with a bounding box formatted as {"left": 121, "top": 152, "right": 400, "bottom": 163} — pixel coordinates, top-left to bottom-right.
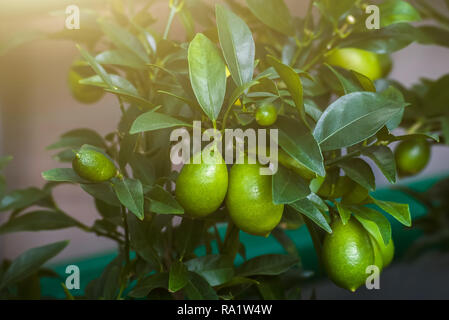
{"left": 81, "top": 183, "right": 121, "bottom": 207}
{"left": 0, "top": 188, "right": 48, "bottom": 212}
{"left": 47, "top": 128, "right": 105, "bottom": 150}
{"left": 42, "top": 168, "right": 89, "bottom": 184}
{"left": 169, "top": 261, "right": 189, "bottom": 293}
{"left": 336, "top": 202, "right": 351, "bottom": 225}
{"left": 237, "top": 254, "right": 298, "bottom": 277}
{"left": 147, "top": 185, "right": 184, "bottom": 215}
{"left": 351, "top": 205, "right": 392, "bottom": 245}
{"left": 0, "top": 211, "right": 78, "bottom": 234}
{"left": 113, "top": 178, "right": 144, "bottom": 220}
{"left": 246, "top": 0, "right": 294, "bottom": 36}
{"left": 80, "top": 74, "right": 139, "bottom": 96}
{"left": 130, "top": 110, "right": 191, "bottom": 134}
{"left": 379, "top": 0, "right": 421, "bottom": 27}
{"left": 95, "top": 50, "right": 145, "bottom": 69}
{"left": 272, "top": 165, "right": 310, "bottom": 204}
{"left": 374, "top": 199, "right": 412, "bottom": 227}
{"left": 313, "top": 92, "right": 405, "bottom": 151}
{"left": 338, "top": 158, "right": 376, "bottom": 191}
{"left": 128, "top": 272, "right": 169, "bottom": 298}
{"left": 216, "top": 4, "right": 255, "bottom": 86}
{"left": 362, "top": 145, "right": 397, "bottom": 183}
{"left": 185, "top": 255, "right": 234, "bottom": 286}
{"left": 267, "top": 55, "right": 307, "bottom": 127}
{"left": 289, "top": 198, "right": 332, "bottom": 233}
{"left": 0, "top": 241, "right": 68, "bottom": 289}
{"left": 77, "top": 45, "right": 113, "bottom": 88}
{"left": 184, "top": 272, "right": 218, "bottom": 300}
{"left": 277, "top": 116, "right": 325, "bottom": 177}
{"left": 188, "top": 33, "right": 227, "bottom": 120}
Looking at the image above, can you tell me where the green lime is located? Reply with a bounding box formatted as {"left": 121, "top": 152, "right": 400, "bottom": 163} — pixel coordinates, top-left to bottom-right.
{"left": 325, "top": 48, "right": 383, "bottom": 81}
{"left": 369, "top": 235, "right": 384, "bottom": 272}
{"left": 68, "top": 60, "right": 104, "bottom": 104}
{"left": 395, "top": 139, "right": 431, "bottom": 176}
{"left": 226, "top": 162, "right": 283, "bottom": 236}
{"left": 175, "top": 149, "right": 228, "bottom": 218}
{"left": 322, "top": 218, "right": 374, "bottom": 292}
{"left": 72, "top": 149, "right": 117, "bottom": 182}
{"left": 255, "top": 104, "right": 278, "bottom": 126}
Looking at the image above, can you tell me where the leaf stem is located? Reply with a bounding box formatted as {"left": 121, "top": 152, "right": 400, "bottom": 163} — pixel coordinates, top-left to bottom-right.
{"left": 163, "top": 0, "right": 183, "bottom": 40}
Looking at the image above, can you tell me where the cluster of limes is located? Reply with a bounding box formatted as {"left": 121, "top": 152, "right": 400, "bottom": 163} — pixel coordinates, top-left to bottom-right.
{"left": 322, "top": 217, "right": 394, "bottom": 292}
{"left": 175, "top": 148, "right": 283, "bottom": 237}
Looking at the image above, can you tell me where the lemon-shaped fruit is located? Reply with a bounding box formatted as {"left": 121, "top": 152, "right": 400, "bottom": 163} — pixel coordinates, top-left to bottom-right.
{"left": 255, "top": 104, "right": 278, "bottom": 126}
{"left": 395, "top": 139, "right": 431, "bottom": 176}
{"left": 325, "top": 48, "right": 383, "bottom": 81}
{"left": 369, "top": 235, "right": 384, "bottom": 272}
{"left": 72, "top": 149, "right": 117, "bottom": 182}
{"left": 322, "top": 218, "right": 374, "bottom": 292}
{"left": 226, "top": 163, "right": 283, "bottom": 236}
{"left": 175, "top": 149, "right": 228, "bottom": 218}
{"left": 68, "top": 61, "right": 104, "bottom": 104}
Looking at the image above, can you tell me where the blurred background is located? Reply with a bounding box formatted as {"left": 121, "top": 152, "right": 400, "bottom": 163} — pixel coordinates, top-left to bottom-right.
{"left": 0, "top": 0, "right": 449, "bottom": 299}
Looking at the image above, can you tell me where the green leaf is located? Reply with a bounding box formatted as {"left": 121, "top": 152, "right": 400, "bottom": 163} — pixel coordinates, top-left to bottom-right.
{"left": 424, "top": 74, "right": 449, "bottom": 116}
{"left": 442, "top": 117, "right": 449, "bottom": 146}
{"left": 81, "top": 183, "right": 121, "bottom": 207}
{"left": 313, "top": 92, "right": 405, "bottom": 151}
{"left": 113, "top": 178, "right": 144, "bottom": 220}
{"left": 316, "top": 0, "right": 356, "bottom": 26}
{"left": 98, "top": 19, "right": 149, "bottom": 64}
{"left": 0, "top": 211, "right": 78, "bottom": 234}
{"left": 362, "top": 145, "right": 397, "bottom": 183}
{"left": 267, "top": 55, "right": 307, "bottom": 127}
{"left": 147, "top": 185, "right": 184, "bottom": 215}
{"left": 169, "top": 261, "right": 189, "bottom": 293}
{"left": 418, "top": 26, "right": 449, "bottom": 48}
{"left": 379, "top": 0, "right": 421, "bottom": 27}
{"left": 77, "top": 45, "right": 113, "bottom": 88}
{"left": 0, "top": 187, "right": 48, "bottom": 212}
{"left": 47, "top": 128, "right": 106, "bottom": 150}
{"left": 80, "top": 74, "right": 138, "bottom": 96}
{"left": 175, "top": 218, "right": 205, "bottom": 259}
{"left": 374, "top": 199, "right": 411, "bottom": 227}
{"left": 336, "top": 202, "right": 351, "bottom": 225}
{"left": 184, "top": 272, "right": 219, "bottom": 300}
{"left": 129, "top": 153, "right": 156, "bottom": 186}
{"left": 95, "top": 50, "right": 145, "bottom": 69}
{"left": 42, "top": 168, "right": 89, "bottom": 184}
{"left": 324, "top": 64, "right": 363, "bottom": 95}
{"left": 351, "top": 205, "right": 391, "bottom": 245}
{"left": 188, "top": 33, "right": 227, "bottom": 120}
{"left": 338, "top": 158, "right": 375, "bottom": 191}
{"left": 130, "top": 110, "right": 191, "bottom": 134}
{"left": 340, "top": 23, "right": 421, "bottom": 54}
{"left": 277, "top": 116, "right": 325, "bottom": 177}
{"left": 245, "top": 0, "right": 294, "bottom": 36}
{"left": 185, "top": 255, "right": 234, "bottom": 287}
{"left": 381, "top": 85, "right": 406, "bottom": 130}
{"left": 0, "top": 241, "right": 68, "bottom": 289}
{"left": 216, "top": 4, "right": 255, "bottom": 86}
{"left": 289, "top": 198, "right": 332, "bottom": 233}
{"left": 237, "top": 254, "right": 298, "bottom": 277}
{"left": 128, "top": 272, "right": 169, "bottom": 298}
{"left": 272, "top": 165, "right": 310, "bottom": 204}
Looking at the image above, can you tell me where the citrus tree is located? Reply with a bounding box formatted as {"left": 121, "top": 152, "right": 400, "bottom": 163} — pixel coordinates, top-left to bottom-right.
{"left": 1, "top": 0, "right": 449, "bottom": 299}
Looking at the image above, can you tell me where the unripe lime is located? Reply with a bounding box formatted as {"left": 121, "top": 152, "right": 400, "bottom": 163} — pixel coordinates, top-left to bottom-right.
{"left": 369, "top": 235, "right": 384, "bottom": 272}
{"left": 325, "top": 48, "right": 383, "bottom": 81}
{"left": 226, "top": 163, "right": 283, "bottom": 236}
{"left": 255, "top": 104, "right": 278, "bottom": 126}
{"left": 322, "top": 218, "right": 374, "bottom": 292}
{"left": 175, "top": 149, "right": 228, "bottom": 218}
{"left": 72, "top": 149, "right": 117, "bottom": 182}
{"left": 379, "top": 54, "right": 393, "bottom": 77}
{"left": 395, "top": 139, "right": 431, "bottom": 176}
{"left": 68, "top": 61, "right": 104, "bottom": 104}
